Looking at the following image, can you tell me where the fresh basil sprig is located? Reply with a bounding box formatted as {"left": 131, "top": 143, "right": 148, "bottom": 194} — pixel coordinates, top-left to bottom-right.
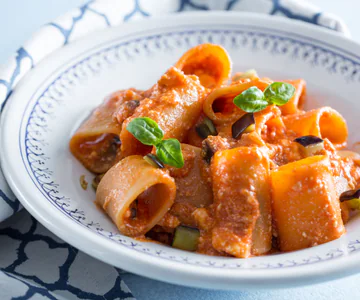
{"left": 126, "top": 117, "right": 164, "bottom": 146}
{"left": 127, "top": 118, "right": 184, "bottom": 168}
{"left": 233, "top": 82, "right": 295, "bottom": 113}
{"left": 156, "top": 139, "right": 184, "bottom": 168}
{"left": 233, "top": 86, "right": 268, "bottom": 113}
{"left": 263, "top": 82, "right": 296, "bottom": 105}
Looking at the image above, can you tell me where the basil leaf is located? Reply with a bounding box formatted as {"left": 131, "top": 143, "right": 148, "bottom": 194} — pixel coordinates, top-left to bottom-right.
{"left": 233, "top": 86, "right": 268, "bottom": 113}
{"left": 156, "top": 139, "right": 184, "bottom": 168}
{"left": 126, "top": 117, "right": 164, "bottom": 146}
{"left": 263, "top": 82, "right": 295, "bottom": 106}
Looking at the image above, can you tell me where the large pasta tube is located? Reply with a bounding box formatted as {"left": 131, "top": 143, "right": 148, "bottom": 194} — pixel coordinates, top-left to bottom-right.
{"left": 96, "top": 156, "right": 176, "bottom": 236}
{"left": 70, "top": 89, "right": 143, "bottom": 173}
{"left": 271, "top": 155, "right": 345, "bottom": 251}
{"left": 210, "top": 147, "right": 271, "bottom": 258}
{"left": 283, "top": 107, "right": 348, "bottom": 149}
{"left": 203, "top": 79, "right": 270, "bottom": 125}
{"left": 174, "top": 43, "right": 231, "bottom": 88}
{"left": 121, "top": 67, "right": 206, "bottom": 157}
{"left": 168, "top": 144, "right": 213, "bottom": 207}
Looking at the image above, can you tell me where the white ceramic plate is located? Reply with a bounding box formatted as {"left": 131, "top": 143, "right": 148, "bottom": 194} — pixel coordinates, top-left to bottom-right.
{"left": 2, "top": 12, "right": 360, "bottom": 290}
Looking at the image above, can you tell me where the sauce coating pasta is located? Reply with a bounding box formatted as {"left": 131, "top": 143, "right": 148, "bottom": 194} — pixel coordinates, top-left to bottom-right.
{"left": 71, "top": 44, "right": 360, "bottom": 258}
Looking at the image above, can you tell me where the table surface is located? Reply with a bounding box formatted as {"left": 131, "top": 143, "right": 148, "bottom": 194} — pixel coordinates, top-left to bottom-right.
{"left": 1, "top": 0, "right": 360, "bottom": 299}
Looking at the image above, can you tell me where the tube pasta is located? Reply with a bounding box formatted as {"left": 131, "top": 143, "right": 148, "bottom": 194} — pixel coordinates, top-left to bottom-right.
{"left": 210, "top": 147, "right": 271, "bottom": 258}
{"left": 283, "top": 107, "right": 348, "bottom": 149}
{"left": 174, "top": 43, "right": 232, "bottom": 88}
{"left": 271, "top": 155, "right": 345, "bottom": 251}
{"left": 96, "top": 155, "right": 176, "bottom": 236}
{"left": 203, "top": 79, "right": 270, "bottom": 125}
{"left": 70, "top": 89, "right": 143, "bottom": 173}
{"left": 120, "top": 67, "right": 206, "bottom": 157}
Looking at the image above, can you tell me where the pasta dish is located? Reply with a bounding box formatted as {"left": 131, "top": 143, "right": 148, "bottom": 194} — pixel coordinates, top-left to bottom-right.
{"left": 70, "top": 44, "right": 360, "bottom": 258}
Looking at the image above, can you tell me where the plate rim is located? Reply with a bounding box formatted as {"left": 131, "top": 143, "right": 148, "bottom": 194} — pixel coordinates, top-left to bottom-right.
{"left": 2, "top": 11, "right": 360, "bottom": 290}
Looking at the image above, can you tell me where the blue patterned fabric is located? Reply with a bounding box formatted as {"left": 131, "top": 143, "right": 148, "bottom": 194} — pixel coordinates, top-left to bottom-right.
{"left": 0, "top": 0, "right": 349, "bottom": 299}
{"left": 0, "top": 211, "right": 133, "bottom": 299}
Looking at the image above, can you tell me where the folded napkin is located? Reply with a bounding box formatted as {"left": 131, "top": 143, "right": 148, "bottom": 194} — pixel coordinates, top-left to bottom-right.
{"left": 0, "top": 0, "right": 350, "bottom": 299}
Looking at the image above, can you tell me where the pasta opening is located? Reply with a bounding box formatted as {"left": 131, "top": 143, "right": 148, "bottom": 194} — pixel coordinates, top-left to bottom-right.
{"left": 96, "top": 156, "right": 176, "bottom": 237}
{"left": 124, "top": 183, "right": 172, "bottom": 234}
{"left": 203, "top": 80, "right": 270, "bottom": 125}
{"left": 206, "top": 92, "right": 244, "bottom": 124}
{"left": 181, "top": 57, "right": 223, "bottom": 89}
{"left": 212, "top": 96, "right": 237, "bottom": 115}
{"left": 174, "top": 44, "right": 232, "bottom": 88}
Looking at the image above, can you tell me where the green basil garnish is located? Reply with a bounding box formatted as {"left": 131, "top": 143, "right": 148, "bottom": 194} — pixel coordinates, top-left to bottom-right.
{"left": 263, "top": 82, "right": 296, "bottom": 106}
{"left": 126, "top": 117, "right": 164, "bottom": 146}
{"left": 127, "top": 117, "right": 184, "bottom": 168}
{"left": 233, "top": 82, "right": 295, "bottom": 113}
{"left": 156, "top": 139, "right": 184, "bottom": 168}
{"left": 233, "top": 86, "right": 268, "bottom": 113}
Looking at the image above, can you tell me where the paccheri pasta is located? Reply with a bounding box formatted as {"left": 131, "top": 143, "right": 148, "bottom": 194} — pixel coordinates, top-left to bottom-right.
{"left": 70, "top": 44, "right": 360, "bottom": 258}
